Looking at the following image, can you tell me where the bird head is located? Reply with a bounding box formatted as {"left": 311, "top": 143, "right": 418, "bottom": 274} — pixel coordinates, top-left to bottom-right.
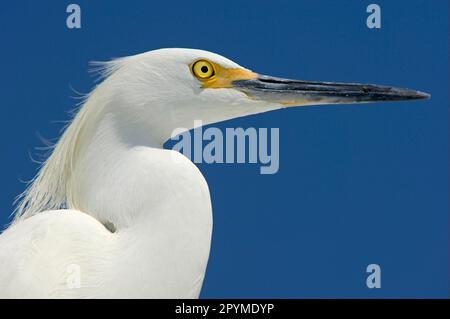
{"left": 11, "top": 48, "right": 430, "bottom": 224}
{"left": 98, "top": 48, "right": 429, "bottom": 144}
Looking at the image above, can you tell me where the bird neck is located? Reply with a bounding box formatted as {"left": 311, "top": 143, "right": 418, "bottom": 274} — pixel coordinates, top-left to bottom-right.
{"left": 14, "top": 83, "right": 181, "bottom": 225}
{"left": 68, "top": 97, "right": 167, "bottom": 228}
{"left": 64, "top": 93, "right": 212, "bottom": 297}
{"left": 16, "top": 68, "right": 223, "bottom": 231}
{"left": 65, "top": 84, "right": 210, "bottom": 231}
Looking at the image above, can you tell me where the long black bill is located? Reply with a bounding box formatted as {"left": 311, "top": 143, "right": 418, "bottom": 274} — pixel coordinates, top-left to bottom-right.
{"left": 233, "top": 75, "right": 430, "bottom": 106}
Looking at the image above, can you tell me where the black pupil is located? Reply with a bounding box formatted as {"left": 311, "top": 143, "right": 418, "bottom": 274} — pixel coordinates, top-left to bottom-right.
{"left": 201, "top": 66, "right": 209, "bottom": 73}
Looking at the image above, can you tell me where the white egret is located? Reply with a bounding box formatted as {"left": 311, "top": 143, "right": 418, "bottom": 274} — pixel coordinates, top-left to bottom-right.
{"left": 0, "top": 49, "right": 428, "bottom": 298}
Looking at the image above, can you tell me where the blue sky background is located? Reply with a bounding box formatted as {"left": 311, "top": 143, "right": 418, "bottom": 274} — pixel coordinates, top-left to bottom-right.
{"left": 0, "top": 0, "right": 448, "bottom": 298}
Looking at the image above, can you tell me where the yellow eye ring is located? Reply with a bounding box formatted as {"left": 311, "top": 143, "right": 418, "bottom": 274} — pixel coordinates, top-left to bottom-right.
{"left": 192, "top": 60, "right": 215, "bottom": 80}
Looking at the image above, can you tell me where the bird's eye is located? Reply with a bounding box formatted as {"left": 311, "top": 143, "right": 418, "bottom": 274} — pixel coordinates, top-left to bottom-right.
{"left": 192, "top": 60, "right": 215, "bottom": 80}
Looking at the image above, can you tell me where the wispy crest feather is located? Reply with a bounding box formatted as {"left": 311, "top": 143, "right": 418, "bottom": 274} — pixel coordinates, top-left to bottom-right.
{"left": 13, "top": 58, "right": 126, "bottom": 223}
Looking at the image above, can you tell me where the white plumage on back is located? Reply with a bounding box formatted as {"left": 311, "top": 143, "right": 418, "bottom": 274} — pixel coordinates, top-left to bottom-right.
{"left": 1, "top": 148, "right": 212, "bottom": 298}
